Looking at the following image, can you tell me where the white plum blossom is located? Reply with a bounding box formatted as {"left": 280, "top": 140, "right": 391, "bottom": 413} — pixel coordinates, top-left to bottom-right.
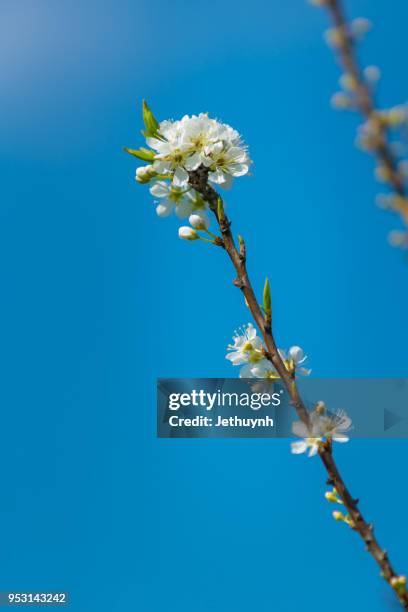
{"left": 279, "top": 346, "right": 311, "bottom": 376}
{"left": 225, "top": 323, "right": 264, "bottom": 377}
{"left": 248, "top": 359, "right": 280, "bottom": 380}
{"left": 147, "top": 119, "right": 201, "bottom": 188}
{"left": 150, "top": 181, "right": 197, "bottom": 218}
{"left": 318, "top": 409, "right": 353, "bottom": 442}
{"left": 201, "top": 142, "right": 251, "bottom": 189}
{"left": 291, "top": 429, "right": 322, "bottom": 457}
{"left": 226, "top": 324, "right": 311, "bottom": 380}
{"left": 291, "top": 407, "right": 352, "bottom": 457}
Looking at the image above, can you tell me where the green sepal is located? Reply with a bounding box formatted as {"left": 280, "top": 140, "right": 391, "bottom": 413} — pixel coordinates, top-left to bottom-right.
{"left": 124, "top": 147, "right": 155, "bottom": 161}
{"left": 142, "top": 99, "right": 160, "bottom": 135}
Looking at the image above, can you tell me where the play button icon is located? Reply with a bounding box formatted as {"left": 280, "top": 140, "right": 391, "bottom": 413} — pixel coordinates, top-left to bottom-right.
{"left": 384, "top": 409, "right": 404, "bottom": 431}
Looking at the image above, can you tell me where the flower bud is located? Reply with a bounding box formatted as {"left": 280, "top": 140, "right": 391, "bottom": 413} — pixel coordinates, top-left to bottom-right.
{"left": 135, "top": 165, "right": 156, "bottom": 184}
{"left": 339, "top": 73, "right": 358, "bottom": 92}
{"left": 350, "top": 18, "right": 372, "bottom": 39}
{"left": 325, "top": 491, "right": 338, "bottom": 503}
{"left": 398, "top": 160, "right": 408, "bottom": 177}
{"left": 386, "top": 106, "right": 407, "bottom": 127}
{"left": 324, "top": 27, "right": 345, "bottom": 48}
{"left": 333, "top": 511, "right": 346, "bottom": 522}
{"left": 331, "top": 92, "right": 351, "bottom": 110}
{"left": 375, "top": 165, "right": 392, "bottom": 183}
{"left": 364, "top": 65, "right": 381, "bottom": 85}
{"left": 189, "top": 213, "right": 209, "bottom": 230}
{"left": 179, "top": 226, "right": 198, "bottom": 241}
{"left": 315, "top": 401, "right": 326, "bottom": 415}
{"left": 388, "top": 230, "right": 407, "bottom": 248}
{"left": 391, "top": 575, "right": 407, "bottom": 590}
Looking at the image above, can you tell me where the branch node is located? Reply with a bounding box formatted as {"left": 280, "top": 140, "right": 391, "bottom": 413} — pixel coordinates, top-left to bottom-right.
{"left": 233, "top": 277, "right": 245, "bottom": 289}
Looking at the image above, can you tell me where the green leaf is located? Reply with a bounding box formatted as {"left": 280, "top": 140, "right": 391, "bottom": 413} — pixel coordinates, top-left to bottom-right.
{"left": 124, "top": 147, "right": 155, "bottom": 161}
{"left": 263, "top": 277, "right": 271, "bottom": 317}
{"left": 142, "top": 99, "right": 160, "bottom": 135}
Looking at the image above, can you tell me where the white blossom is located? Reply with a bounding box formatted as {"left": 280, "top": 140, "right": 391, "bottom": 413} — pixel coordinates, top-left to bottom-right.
{"left": 291, "top": 408, "right": 352, "bottom": 457}
{"left": 226, "top": 325, "right": 311, "bottom": 380}
{"left": 291, "top": 435, "right": 322, "bottom": 457}
{"left": 318, "top": 409, "right": 352, "bottom": 442}
{"left": 225, "top": 323, "right": 264, "bottom": 377}
{"left": 150, "top": 181, "right": 197, "bottom": 218}
{"left": 201, "top": 142, "right": 251, "bottom": 189}
{"left": 279, "top": 346, "right": 311, "bottom": 376}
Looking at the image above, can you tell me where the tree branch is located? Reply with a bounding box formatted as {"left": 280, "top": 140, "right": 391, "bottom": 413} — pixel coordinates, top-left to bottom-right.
{"left": 189, "top": 166, "right": 408, "bottom": 609}
{"left": 323, "top": 0, "right": 408, "bottom": 226}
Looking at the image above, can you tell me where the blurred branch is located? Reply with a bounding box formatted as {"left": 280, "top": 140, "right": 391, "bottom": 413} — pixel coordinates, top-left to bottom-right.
{"left": 314, "top": 0, "right": 408, "bottom": 246}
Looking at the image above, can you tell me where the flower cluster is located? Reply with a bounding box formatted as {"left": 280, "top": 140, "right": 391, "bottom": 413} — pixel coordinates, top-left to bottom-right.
{"left": 127, "top": 101, "right": 252, "bottom": 237}
{"left": 291, "top": 402, "right": 352, "bottom": 457}
{"left": 226, "top": 323, "right": 311, "bottom": 379}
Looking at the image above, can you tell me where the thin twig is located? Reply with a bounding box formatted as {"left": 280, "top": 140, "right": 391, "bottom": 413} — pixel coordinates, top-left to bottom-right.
{"left": 189, "top": 165, "right": 408, "bottom": 609}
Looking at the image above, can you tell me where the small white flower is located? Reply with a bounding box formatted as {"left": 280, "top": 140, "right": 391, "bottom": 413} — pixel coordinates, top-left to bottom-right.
{"left": 247, "top": 359, "right": 280, "bottom": 380}
{"left": 279, "top": 346, "right": 311, "bottom": 376}
{"left": 318, "top": 409, "right": 352, "bottom": 443}
{"left": 291, "top": 419, "right": 322, "bottom": 457}
{"left": 202, "top": 142, "right": 251, "bottom": 189}
{"left": 226, "top": 324, "right": 264, "bottom": 374}
{"left": 291, "top": 438, "right": 321, "bottom": 457}
{"left": 291, "top": 408, "right": 352, "bottom": 457}
{"left": 150, "top": 181, "right": 196, "bottom": 218}
{"left": 178, "top": 226, "right": 198, "bottom": 241}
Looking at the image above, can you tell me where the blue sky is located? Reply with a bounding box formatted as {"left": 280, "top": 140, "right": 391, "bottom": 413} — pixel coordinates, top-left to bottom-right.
{"left": 1, "top": 1, "right": 408, "bottom": 610}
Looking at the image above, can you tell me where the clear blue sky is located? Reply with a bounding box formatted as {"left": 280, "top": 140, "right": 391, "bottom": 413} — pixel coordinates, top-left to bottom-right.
{"left": 1, "top": 1, "right": 408, "bottom": 610}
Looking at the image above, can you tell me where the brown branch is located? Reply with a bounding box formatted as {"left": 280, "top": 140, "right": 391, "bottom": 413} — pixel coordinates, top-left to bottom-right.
{"left": 189, "top": 166, "right": 408, "bottom": 609}
{"left": 323, "top": 0, "right": 408, "bottom": 226}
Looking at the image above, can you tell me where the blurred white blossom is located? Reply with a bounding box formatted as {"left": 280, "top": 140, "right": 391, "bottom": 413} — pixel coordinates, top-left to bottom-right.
{"left": 291, "top": 406, "right": 352, "bottom": 457}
